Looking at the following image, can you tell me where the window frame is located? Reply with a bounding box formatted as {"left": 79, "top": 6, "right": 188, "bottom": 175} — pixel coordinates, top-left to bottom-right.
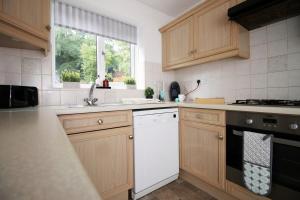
{"left": 52, "top": 25, "right": 137, "bottom": 89}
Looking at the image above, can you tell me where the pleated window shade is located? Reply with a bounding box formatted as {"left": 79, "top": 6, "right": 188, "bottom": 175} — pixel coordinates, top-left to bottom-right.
{"left": 54, "top": 1, "right": 137, "bottom": 44}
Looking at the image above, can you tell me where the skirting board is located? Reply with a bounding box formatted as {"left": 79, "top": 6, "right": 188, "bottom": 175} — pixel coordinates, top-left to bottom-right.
{"left": 132, "top": 174, "right": 179, "bottom": 200}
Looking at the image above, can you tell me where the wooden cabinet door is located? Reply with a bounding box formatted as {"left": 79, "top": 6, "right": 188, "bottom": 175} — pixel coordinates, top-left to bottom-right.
{"left": 163, "top": 16, "right": 194, "bottom": 68}
{"left": 193, "top": 0, "right": 236, "bottom": 59}
{"left": 180, "top": 120, "right": 225, "bottom": 189}
{"left": 68, "top": 127, "right": 133, "bottom": 199}
{"left": 0, "top": 0, "right": 50, "bottom": 40}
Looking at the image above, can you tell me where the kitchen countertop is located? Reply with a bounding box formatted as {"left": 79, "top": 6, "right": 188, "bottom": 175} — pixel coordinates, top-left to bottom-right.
{"left": 1, "top": 102, "right": 300, "bottom": 200}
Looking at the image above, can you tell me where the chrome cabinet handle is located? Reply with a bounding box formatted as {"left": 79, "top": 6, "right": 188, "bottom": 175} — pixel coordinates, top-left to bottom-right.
{"left": 129, "top": 135, "right": 134, "bottom": 140}
{"left": 218, "top": 135, "right": 224, "bottom": 140}
{"left": 97, "top": 119, "right": 103, "bottom": 125}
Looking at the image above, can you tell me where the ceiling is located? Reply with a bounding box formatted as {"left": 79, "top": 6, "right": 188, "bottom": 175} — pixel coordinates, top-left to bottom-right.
{"left": 136, "top": 0, "right": 204, "bottom": 17}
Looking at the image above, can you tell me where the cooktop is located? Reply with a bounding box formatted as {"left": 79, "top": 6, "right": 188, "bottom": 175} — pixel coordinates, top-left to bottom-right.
{"left": 231, "top": 99, "right": 300, "bottom": 107}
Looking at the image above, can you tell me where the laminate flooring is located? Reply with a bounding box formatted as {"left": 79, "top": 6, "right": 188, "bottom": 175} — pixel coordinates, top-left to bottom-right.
{"left": 139, "top": 179, "right": 216, "bottom": 200}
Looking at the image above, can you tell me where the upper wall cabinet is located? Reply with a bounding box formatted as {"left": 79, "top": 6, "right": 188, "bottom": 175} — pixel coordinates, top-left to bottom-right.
{"left": 0, "top": 0, "right": 50, "bottom": 54}
{"left": 159, "top": 0, "right": 249, "bottom": 71}
{"left": 162, "top": 16, "right": 194, "bottom": 67}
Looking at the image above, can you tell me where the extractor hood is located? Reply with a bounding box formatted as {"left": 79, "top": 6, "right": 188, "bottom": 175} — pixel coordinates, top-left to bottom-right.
{"left": 228, "top": 0, "right": 300, "bottom": 30}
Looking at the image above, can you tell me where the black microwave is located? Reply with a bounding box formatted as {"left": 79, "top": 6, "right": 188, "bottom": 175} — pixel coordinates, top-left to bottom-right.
{"left": 0, "top": 85, "right": 38, "bottom": 108}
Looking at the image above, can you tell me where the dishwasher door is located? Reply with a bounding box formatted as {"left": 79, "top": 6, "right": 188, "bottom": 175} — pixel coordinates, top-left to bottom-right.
{"left": 133, "top": 108, "right": 179, "bottom": 198}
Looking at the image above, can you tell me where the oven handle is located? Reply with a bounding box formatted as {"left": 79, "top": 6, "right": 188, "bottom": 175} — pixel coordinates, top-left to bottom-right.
{"left": 232, "top": 130, "right": 300, "bottom": 148}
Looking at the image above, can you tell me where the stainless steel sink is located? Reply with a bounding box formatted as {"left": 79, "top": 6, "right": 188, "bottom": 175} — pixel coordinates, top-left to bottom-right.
{"left": 67, "top": 103, "right": 124, "bottom": 108}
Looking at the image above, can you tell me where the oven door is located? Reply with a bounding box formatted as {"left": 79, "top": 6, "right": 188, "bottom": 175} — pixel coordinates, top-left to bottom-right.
{"left": 226, "top": 125, "right": 300, "bottom": 200}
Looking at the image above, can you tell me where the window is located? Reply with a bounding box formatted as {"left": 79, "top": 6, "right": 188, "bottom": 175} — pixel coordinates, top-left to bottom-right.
{"left": 54, "top": 26, "right": 136, "bottom": 88}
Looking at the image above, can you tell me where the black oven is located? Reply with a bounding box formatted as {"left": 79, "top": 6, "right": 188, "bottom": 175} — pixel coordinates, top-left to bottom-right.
{"left": 226, "top": 111, "right": 300, "bottom": 199}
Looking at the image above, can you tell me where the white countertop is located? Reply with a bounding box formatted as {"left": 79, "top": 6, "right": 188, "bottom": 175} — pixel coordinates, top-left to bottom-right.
{"left": 1, "top": 102, "right": 300, "bottom": 200}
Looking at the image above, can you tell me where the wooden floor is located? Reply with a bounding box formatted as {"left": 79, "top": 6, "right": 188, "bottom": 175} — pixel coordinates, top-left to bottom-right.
{"left": 139, "top": 179, "right": 216, "bottom": 200}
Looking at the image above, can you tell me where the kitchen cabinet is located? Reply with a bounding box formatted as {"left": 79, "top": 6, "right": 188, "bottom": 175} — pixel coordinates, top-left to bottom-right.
{"left": 162, "top": 16, "right": 194, "bottom": 67}
{"left": 59, "top": 110, "right": 133, "bottom": 200}
{"left": 160, "top": 0, "right": 249, "bottom": 71}
{"left": 0, "top": 0, "right": 50, "bottom": 54}
{"left": 180, "top": 108, "right": 226, "bottom": 190}
{"left": 68, "top": 127, "right": 133, "bottom": 200}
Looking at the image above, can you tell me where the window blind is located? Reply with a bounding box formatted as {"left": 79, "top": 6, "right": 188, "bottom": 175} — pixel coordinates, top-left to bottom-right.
{"left": 54, "top": 1, "right": 137, "bottom": 44}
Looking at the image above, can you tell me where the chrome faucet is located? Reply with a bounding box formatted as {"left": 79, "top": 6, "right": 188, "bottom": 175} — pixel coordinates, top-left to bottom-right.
{"left": 84, "top": 83, "right": 98, "bottom": 106}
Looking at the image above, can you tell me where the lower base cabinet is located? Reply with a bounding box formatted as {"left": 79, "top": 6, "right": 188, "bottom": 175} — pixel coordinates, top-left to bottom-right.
{"left": 68, "top": 126, "right": 133, "bottom": 200}
{"left": 180, "top": 108, "right": 226, "bottom": 190}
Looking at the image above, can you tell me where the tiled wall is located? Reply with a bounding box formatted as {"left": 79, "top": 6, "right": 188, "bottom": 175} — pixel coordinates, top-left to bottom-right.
{"left": 0, "top": 47, "right": 144, "bottom": 106}
{"left": 174, "top": 16, "right": 300, "bottom": 103}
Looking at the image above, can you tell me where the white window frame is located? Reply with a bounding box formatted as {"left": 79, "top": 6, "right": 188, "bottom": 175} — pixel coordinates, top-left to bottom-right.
{"left": 52, "top": 25, "right": 137, "bottom": 89}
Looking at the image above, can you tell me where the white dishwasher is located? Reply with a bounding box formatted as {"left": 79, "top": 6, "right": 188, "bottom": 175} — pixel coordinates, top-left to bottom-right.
{"left": 132, "top": 108, "right": 179, "bottom": 199}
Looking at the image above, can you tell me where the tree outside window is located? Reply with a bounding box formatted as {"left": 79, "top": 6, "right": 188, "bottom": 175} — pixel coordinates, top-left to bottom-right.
{"left": 55, "top": 26, "right": 135, "bottom": 86}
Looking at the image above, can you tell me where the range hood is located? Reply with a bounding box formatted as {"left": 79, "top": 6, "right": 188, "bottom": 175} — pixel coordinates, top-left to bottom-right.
{"left": 228, "top": 0, "right": 300, "bottom": 30}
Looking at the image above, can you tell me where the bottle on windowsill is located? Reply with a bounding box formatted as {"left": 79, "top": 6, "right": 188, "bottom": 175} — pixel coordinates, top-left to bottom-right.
{"left": 103, "top": 76, "right": 109, "bottom": 88}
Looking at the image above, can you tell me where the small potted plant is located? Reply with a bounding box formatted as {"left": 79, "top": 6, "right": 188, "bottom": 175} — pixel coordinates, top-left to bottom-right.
{"left": 144, "top": 87, "right": 154, "bottom": 99}
{"left": 61, "top": 70, "right": 80, "bottom": 88}
{"left": 124, "top": 77, "right": 136, "bottom": 89}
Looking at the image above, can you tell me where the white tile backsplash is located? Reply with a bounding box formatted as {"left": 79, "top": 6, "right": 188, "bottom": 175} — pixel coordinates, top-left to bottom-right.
{"left": 0, "top": 54, "right": 22, "bottom": 73}
{"left": 250, "top": 27, "right": 267, "bottom": 46}
{"left": 267, "top": 71, "right": 289, "bottom": 87}
{"left": 251, "top": 74, "right": 267, "bottom": 89}
{"left": 287, "top": 36, "right": 300, "bottom": 54}
{"left": 5, "top": 73, "right": 21, "bottom": 85}
{"left": 288, "top": 70, "right": 300, "bottom": 86}
{"left": 268, "top": 87, "right": 289, "bottom": 99}
{"left": 251, "top": 88, "right": 267, "bottom": 99}
{"left": 287, "top": 53, "right": 300, "bottom": 70}
{"left": 268, "top": 55, "right": 287, "bottom": 72}
{"left": 42, "top": 74, "right": 53, "bottom": 89}
{"left": 267, "top": 21, "right": 287, "bottom": 42}
{"left": 251, "top": 44, "right": 268, "bottom": 59}
{"left": 21, "top": 74, "right": 42, "bottom": 89}
{"left": 237, "top": 75, "right": 251, "bottom": 89}
{"left": 268, "top": 39, "right": 287, "bottom": 57}
{"left": 288, "top": 87, "right": 300, "bottom": 99}
{"left": 287, "top": 16, "right": 300, "bottom": 38}
{"left": 22, "top": 58, "right": 42, "bottom": 74}
{"left": 250, "top": 59, "right": 267, "bottom": 74}
{"left": 41, "top": 90, "right": 61, "bottom": 106}
{"left": 175, "top": 18, "right": 300, "bottom": 102}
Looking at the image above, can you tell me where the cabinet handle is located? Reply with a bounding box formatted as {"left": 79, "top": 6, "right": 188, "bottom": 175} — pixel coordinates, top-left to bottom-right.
{"left": 218, "top": 135, "right": 224, "bottom": 140}
{"left": 45, "top": 25, "right": 51, "bottom": 31}
{"left": 97, "top": 119, "right": 103, "bottom": 125}
{"left": 129, "top": 135, "right": 134, "bottom": 140}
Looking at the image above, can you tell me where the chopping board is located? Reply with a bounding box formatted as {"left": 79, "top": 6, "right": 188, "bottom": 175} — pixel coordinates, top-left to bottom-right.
{"left": 194, "top": 98, "right": 225, "bottom": 104}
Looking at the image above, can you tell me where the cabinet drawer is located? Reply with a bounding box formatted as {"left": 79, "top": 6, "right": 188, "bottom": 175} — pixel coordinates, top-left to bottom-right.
{"left": 59, "top": 110, "right": 132, "bottom": 134}
{"left": 180, "top": 108, "right": 225, "bottom": 126}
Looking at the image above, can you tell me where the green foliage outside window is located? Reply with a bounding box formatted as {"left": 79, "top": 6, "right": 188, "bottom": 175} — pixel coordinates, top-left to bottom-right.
{"left": 124, "top": 77, "right": 136, "bottom": 85}
{"left": 55, "top": 26, "right": 133, "bottom": 84}
{"left": 61, "top": 70, "right": 80, "bottom": 82}
{"left": 55, "top": 27, "right": 97, "bottom": 83}
{"left": 104, "top": 39, "right": 131, "bottom": 82}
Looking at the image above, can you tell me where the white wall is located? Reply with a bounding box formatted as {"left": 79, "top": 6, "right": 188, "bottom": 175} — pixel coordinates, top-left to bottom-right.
{"left": 0, "top": 0, "right": 176, "bottom": 105}
{"left": 174, "top": 16, "right": 300, "bottom": 103}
